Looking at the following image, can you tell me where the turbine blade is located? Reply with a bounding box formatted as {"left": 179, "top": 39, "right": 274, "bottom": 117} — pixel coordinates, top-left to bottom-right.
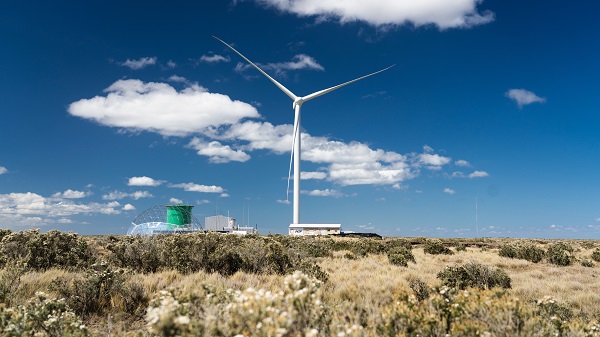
{"left": 286, "top": 109, "right": 300, "bottom": 203}
{"left": 213, "top": 36, "right": 298, "bottom": 101}
{"left": 302, "top": 65, "right": 395, "bottom": 102}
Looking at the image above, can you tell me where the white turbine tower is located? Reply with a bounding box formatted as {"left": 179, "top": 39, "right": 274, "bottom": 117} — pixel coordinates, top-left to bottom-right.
{"left": 214, "top": 36, "right": 393, "bottom": 225}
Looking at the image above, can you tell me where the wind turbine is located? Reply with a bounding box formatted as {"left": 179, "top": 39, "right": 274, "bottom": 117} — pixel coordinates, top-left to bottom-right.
{"left": 214, "top": 36, "right": 393, "bottom": 225}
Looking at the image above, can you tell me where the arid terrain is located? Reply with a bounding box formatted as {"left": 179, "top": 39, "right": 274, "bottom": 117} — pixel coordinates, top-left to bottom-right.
{"left": 1, "top": 229, "right": 599, "bottom": 336}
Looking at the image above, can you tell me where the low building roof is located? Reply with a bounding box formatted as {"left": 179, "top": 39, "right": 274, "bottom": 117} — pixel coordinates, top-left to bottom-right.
{"left": 288, "top": 224, "right": 341, "bottom": 229}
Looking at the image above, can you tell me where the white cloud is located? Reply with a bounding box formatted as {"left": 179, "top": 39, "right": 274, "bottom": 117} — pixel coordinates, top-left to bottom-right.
{"left": 595, "top": 217, "right": 600, "bottom": 222}
{"left": 455, "top": 159, "right": 470, "bottom": 167}
{"left": 235, "top": 54, "right": 324, "bottom": 76}
{"left": 468, "top": 170, "right": 489, "bottom": 178}
{"left": 121, "top": 57, "right": 157, "bottom": 70}
{"left": 102, "top": 190, "right": 152, "bottom": 200}
{"left": 188, "top": 138, "right": 250, "bottom": 163}
{"left": 419, "top": 153, "right": 451, "bottom": 170}
{"left": 128, "top": 176, "right": 164, "bottom": 187}
{"left": 122, "top": 204, "right": 136, "bottom": 211}
{"left": 68, "top": 79, "right": 260, "bottom": 137}
{"left": 0, "top": 166, "right": 7, "bottom": 175}
{"left": 168, "top": 75, "right": 188, "bottom": 83}
{"left": 167, "top": 60, "right": 177, "bottom": 68}
{"left": 102, "top": 191, "right": 129, "bottom": 200}
{"left": 0, "top": 192, "right": 123, "bottom": 227}
{"left": 196, "top": 199, "right": 211, "bottom": 205}
{"left": 443, "top": 187, "right": 456, "bottom": 195}
{"left": 302, "top": 189, "right": 344, "bottom": 197}
{"left": 505, "top": 89, "right": 546, "bottom": 108}
{"left": 301, "top": 171, "right": 327, "bottom": 180}
{"left": 169, "top": 198, "right": 183, "bottom": 204}
{"left": 423, "top": 145, "right": 434, "bottom": 153}
{"left": 51, "top": 189, "right": 89, "bottom": 199}
{"left": 253, "top": 0, "right": 494, "bottom": 29}
{"left": 131, "top": 191, "right": 152, "bottom": 200}
{"left": 220, "top": 193, "right": 230, "bottom": 198}
{"left": 170, "top": 183, "right": 224, "bottom": 193}
{"left": 200, "top": 54, "right": 230, "bottom": 63}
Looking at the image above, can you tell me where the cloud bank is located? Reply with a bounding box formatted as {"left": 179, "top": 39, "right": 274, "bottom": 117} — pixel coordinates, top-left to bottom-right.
{"left": 68, "top": 79, "right": 260, "bottom": 137}
{"left": 253, "top": 0, "right": 494, "bottom": 29}
{"left": 69, "top": 79, "right": 485, "bottom": 193}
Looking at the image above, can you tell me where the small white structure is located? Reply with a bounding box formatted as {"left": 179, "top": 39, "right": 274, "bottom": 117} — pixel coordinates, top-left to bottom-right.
{"left": 205, "top": 215, "right": 236, "bottom": 232}
{"left": 288, "top": 224, "right": 341, "bottom": 236}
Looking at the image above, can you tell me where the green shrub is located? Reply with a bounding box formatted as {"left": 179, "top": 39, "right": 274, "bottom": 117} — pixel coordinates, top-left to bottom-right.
{"left": 536, "top": 296, "right": 573, "bottom": 321}
{"left": 454, "top": 243, "right": 467, "bottom": 252}
{"left": 296, "top": 261, "right": 329, "bottom": 283}
{"left": 499, "top": 241, "right": 545, "bottom": 263}
{"left": 437, "top": 261, "right": 511, "bottom": 290}
{"left": 388, "top": 253, "right": 408, "bottom": 267}
{"left": 519, "top": 243, "right": 545, "bottom": 263}
{"left": 498, "top": 243, "right": 518, "bottom": 259}
{"left": 385, "top": 239, "right": 412, "bottom": 251}
{"left": 546, "top": 242, "right": 574, "bottom": 266}
{"left": 387, "top": 247, "right": 415, "bottom": 267}
{"left": 408, "top": 277, "right": 430, "bottom": 301}
{"left": 591, "top": 248, "right": 600, "bottom": 262}
{"left": 581, "top": 259, "right": 595, "bottom": 268}
{"left": 423, "top": 240, "right": 454, "bottom": 255}
{"left": 50, "top": 262, "right": 126, "bottom": 316}
{"left": 106, "top": 234, "right": 296, "bottom": 276}
{"left": 343, "top": 252, "right": 357, "bottom": 260}
{"left": 0, "top": 229, "right": 93, "bottom": 271}
{"left": 349, "top": 239, "right": 387, "bottom": 257}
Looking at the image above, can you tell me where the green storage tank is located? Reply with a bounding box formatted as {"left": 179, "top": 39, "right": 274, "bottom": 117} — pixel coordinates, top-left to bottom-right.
{"left": 166, "top": 205, "right": 194, "bottom": 229}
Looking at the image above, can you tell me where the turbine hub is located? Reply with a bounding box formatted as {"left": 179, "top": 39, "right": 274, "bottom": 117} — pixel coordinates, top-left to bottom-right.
{"left": 293, "top": 98, "right": 304, "bottom": 109}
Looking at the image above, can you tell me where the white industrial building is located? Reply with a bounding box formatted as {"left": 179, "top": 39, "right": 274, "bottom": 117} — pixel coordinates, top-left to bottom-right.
{"left": 205, "top": 215, "right": 256, "bottom": 235}
{"left": 288, "top": 224, "right": 341, "bottom": 236}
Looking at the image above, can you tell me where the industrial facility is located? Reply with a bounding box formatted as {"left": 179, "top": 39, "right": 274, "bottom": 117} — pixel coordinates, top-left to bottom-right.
{"left": 128, "top": 204, "right": 203, "bottom": 235}
{"left": 127, "top": 204, "right": 257, "bottom": 236}
{"left": 288, "top": 224, "right": 341, "bottom": 236}
{"left": 204, "top": 215, "right": 256, "bottom": 235}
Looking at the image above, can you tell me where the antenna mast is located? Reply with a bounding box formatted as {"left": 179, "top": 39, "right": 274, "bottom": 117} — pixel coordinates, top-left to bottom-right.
{"left": 475, "top": 196, "right": 479, "bottom": 236}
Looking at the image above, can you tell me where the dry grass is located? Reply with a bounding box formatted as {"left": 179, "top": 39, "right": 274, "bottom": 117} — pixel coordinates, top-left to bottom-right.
{"left": 4, "top": 237, "right": 600, "bottom": 335}
{"left": 319, "top": 243, "right": 600, "bottom": 320}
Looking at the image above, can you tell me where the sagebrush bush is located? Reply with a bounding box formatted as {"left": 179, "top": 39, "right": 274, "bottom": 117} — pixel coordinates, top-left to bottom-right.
{"left": 106, "top": 233, "right": 300, "bottom": 276}
{"left": 437, "top": 261, "right": 511, "bottom": 290}
{"left": 591, "top": 248, "right": 600, "bottom": 262}
{"left": 50, "top": 262, "right": 127, "bottom": 316}
{"left": 455, "top": 243, "right": 467, "bottom": 252}
{"left": 0, "top": 229, "right": 93, "bottom": 271}
{"left": 581, "top": 259, "right": 595, "bottom": 268}
{"left": 423, "top": 239, "right": 454, "bottom": 255}
{"left": 387, "top": 247, "right": 415, "bottom": 267}
{"left": 0, "top": 292, "right": 89, "bottom": 337}
{"left": 546, "top": 242, "right": 574, "bottom": 266}
{"left": 145, "top": 271, "right": 328, "bottom": 337}
{"left": 408, "top": 276, "right": 430, "bottom": 301}
{"left": 499, "top": 241, "right": 545, "bottom": 263}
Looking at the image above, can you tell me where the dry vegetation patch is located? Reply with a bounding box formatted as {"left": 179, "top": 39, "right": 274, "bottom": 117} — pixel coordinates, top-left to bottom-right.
{"left": 1, "top": 230, "right": 600, "bottom": 336}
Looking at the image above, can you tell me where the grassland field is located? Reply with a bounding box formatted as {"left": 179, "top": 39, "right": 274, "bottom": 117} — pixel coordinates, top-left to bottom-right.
{"left": 0, "top": 229, "right": 599, "bottom": 336}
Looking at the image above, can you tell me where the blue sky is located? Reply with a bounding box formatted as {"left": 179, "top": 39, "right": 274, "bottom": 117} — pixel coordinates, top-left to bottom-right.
{"left": 1, "top": 0, "right": 599, "bottom": 238}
